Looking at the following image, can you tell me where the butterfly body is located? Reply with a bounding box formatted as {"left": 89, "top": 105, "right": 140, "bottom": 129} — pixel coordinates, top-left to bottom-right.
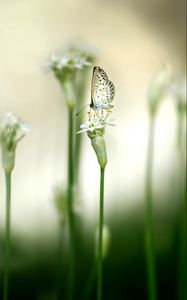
{"left": 90, "top": 66, "right": 115, "bottom": 111}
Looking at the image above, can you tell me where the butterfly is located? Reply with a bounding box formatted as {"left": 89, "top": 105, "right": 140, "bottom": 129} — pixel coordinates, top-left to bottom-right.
{"left": 90, "top": 66, "right": 115, "bottom": 110}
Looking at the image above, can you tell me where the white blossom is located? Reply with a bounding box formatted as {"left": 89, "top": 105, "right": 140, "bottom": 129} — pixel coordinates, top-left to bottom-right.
{"left": 77, "top": 110, "right": 115, "bottom": 134}
{"left": 0, "top": 112, "right": 30, "bottom": 173}
{"left": 45, "top": 48, "right": 93, "bottom": 73}
{"left": 0, "top": 112, "right": 30, "bottom": 143}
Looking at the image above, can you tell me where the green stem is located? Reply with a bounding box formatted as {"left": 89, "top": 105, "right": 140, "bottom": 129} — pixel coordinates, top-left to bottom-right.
{"left": 67, "top": 108, "right": 75, "bottom": 300}
{"left": 3, "top": 172, "right": 11, "bottom": 300}
{"left": 57, "top": 221, "right": 64, "bottom": 299}
{"left": 97, "top": 166, "right": 105, "bottom": 300}
{"left": 81, "top": 264, "right": 96, "bottom": 300}
{"left": 178, "top": 125, "right": 187, "bottom": 300}
{"left": 177, "top": 111, "right": 183, "bottom": 150}
{"left": 145, "top": 115, "right": 157, "bottom": 300}
{"left": 75, "top": 70, "right": 88, "bottom": 183}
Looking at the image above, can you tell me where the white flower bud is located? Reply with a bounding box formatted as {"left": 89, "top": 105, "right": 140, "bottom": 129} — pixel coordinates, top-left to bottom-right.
{"left": 89, "top": 131, "right": 108, "bottom": 168}
{"left": 77, "top": 110, "right": 115, "bottom": 167}
{"left": 0, "top": 112, "right": 30, "bottom": 173}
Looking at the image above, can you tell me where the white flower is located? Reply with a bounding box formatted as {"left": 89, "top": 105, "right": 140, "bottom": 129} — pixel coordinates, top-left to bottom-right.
{"left": 77, "top": 107, "right": 114, "bottom": 167}
{"left": 0, "top": 112, "right": 30, "bottom": 143}
{"left": 0, "top": 112, "right": 30, "bottom": 173}
{"left": 77, "top": 110, "right": 115, "bottom": 134}
{"left": 46, "top": 48, "right": 93, "bottom": 73}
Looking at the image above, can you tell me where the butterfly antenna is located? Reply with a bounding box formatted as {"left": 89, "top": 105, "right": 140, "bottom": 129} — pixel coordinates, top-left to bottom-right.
{"left": 75, "top": 104, "right": 89, "bottom": 117}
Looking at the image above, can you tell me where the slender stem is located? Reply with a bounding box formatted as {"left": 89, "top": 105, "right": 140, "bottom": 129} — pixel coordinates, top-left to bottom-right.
{"left": 3, "top": 172, "right": 12, "bottom": 300}
{"left": 178, "top": 118, "right": 187, "bottom": 300}
{"left": 97, "top": 167, "right": 105, "bottom": 300}
{"left": 75, "top": 69, "right": 89, "bottom": 183}
{"left": 67, "top": 108, "right": 75, "bottom": 300}
{"left": 145, "top": 115, "right": 157, "bottom": 300}
{"left": 178, "top": 156, "right": 187, "bottom": 300}
{"left": 81, "top": 264, "right": 96, "bottom": 300}
{"left": 177, "top": 111, "right": 183, "bottom": 149}
{"left": 75, "top": 118, "right": 83, "bottom": 183}
{"left": 56, "top": 221, "right": 64, "bottom": 299}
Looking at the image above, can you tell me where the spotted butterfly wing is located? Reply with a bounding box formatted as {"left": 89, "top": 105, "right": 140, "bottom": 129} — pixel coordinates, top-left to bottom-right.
{"left": 90, "top": 66, "right": 115, "bottom": 110}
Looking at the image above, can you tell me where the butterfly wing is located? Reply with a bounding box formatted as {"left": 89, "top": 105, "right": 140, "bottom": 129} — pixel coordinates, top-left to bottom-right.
{"left": 91, "top": 66, "right": 115, "bottom": 109}
{"left": 91, "top": 66, "right": 108, "bottom": 105}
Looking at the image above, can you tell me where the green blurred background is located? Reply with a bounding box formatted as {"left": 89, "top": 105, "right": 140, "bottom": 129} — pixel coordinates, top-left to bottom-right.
{"left": 0, "top": 0, "right": 186, "bottom": 299}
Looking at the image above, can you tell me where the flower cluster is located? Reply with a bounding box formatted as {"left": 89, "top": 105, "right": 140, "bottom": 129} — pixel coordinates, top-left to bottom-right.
{"left": 0, "top": 112, "right": 30, "bottom": 173}
{"left": 46, "top": 46, "right": 95, "bottom": 110}
{"left": 77, "top": 110, "right": 114, "bottom": 134}
{"left": 46, "top": 47, "right": 94, "bottom": 82}
{"left": 78, "top": 107, "right": 114, "bottom": 168}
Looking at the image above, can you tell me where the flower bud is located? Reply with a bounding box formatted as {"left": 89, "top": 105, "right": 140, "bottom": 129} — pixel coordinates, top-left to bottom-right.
{"left": 148, "top": 66, "right": 171, "bottom": 115}
{"left": 45, "top": 47, "right": 94, "bottom": 109}
{"left": 0, "top": 112, "right": 30, "bottom": 174}
{"left": 88, "top": 130, "right": 107, "bottom": 168}
{"left": 1, "top": 142, "right": 16, "bottom": 174}
{"left": 53, "top": 185, "right": 68, "bottom": 225}
{"left": 170, "top": 77, "right": 186, "bottom": 115}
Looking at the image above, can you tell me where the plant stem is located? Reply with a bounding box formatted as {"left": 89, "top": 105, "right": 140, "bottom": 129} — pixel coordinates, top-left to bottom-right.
{"left": 97, "top": 166, "right": 105, "bottom": 300}
{"left": 75, "top": 69, "right": 88, "bottom": 183}
{"left": 178, "top": 158, "right": 187, "bottom": 300}
{"left": 81, "top": 264, "right": 96, "bottom": 300}
{"left": 145, "top": 115, "right": 157, "bottom": 300}
{"left": 3, "top": 172, "right": 11, "bottom": 300}
{"left": 178, "top": 123, "right": 187, "bottom": 300}
{"left": 57, "top": 221, "right": 64, "bottom": 300}
{"left": 67, "top": 108, "right": 75, "bottom": 300}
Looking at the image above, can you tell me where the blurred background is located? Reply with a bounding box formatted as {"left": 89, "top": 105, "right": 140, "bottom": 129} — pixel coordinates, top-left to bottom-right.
{"left": 0, "top": 0, "right": 186, "bottom": 299}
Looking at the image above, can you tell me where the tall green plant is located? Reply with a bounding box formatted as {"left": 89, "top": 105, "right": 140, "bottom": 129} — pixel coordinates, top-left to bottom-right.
{"left": 145, "top": 67, "right": 170, "bottom": 300}
{"left": 78, "top": 108, "right": 114, "bottom": 300}
{"left": 48, "top": 47, "right": 93, "bottom": 300}
{"left": 170, "top": 77, "right": 186, "bottom": 300}
{"left": 0, "top": 112, "right": 30, "bottom": 300}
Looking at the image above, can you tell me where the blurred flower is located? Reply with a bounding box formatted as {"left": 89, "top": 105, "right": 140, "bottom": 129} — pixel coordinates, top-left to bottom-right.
{"left": 46, "top": 46, "right": 95, "bottom": 109}
{"left": 170, "top": 77, "right": 186, "bottom": 114}
{"left": 0, "top": 112, "right": 30, "bottom": 173}
{"left": 148, "top": 66, "right": 171, "bottom": 115}
{"left": 53, "top": 185, "right": 68, "bottom": 225}
{"left": 50, "top": 50, "right": 91, "bottom": 70}
{"left": 53, "top": 184, "right": 82, "bottom": 225}
{"left": 46, "top": 47, "right": 94, "bottom": 81}
{"left": 169, "top": 77, "right": 186, "bottom": 151}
